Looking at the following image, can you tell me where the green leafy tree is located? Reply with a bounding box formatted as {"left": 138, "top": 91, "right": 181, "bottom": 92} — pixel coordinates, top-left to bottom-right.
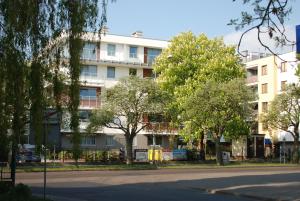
{"left": 87, "top": 76, "right": 167, "bottom": 164}
{"left": 154, "top": 32, "right": 245, "bottom": 158}
{"left": 262, "top": 84, "right": 300, "bottom": 163}
{"left": 183, "top": 79, "right": 255, "bottom": 165}
{"left": 0, "top": 0, "right": 110, "bottom": 183}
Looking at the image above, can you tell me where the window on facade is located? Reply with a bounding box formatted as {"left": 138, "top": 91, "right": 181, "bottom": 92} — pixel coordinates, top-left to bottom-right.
{"left": 280, "top": 62, "right": 287, "bottom": 72}
{"left": 147, "top": 135, "right": 162, "bottom": 146}
{"left": 81, "top": 43, "right": 96, "bottom": 60}
{"left": 143, "top": 68, "right": 155, "bottom": 78}
{"left": 129, "top": 46, "right": 138, "bottom": 58}
{"left": 107, "top": 44, "right": 116, "bottom": 56}
{"left": 261, "top": 65, "right": 267, "bottom": 76}
{"left": 133, "top": 136, "right": 137, "bottom": 146}
{"left": 261, "top": 83, "right": 268, "bottom": 94}
{"left": 262, "top": 102, "right": 268, "bottom": 113}
{"left": 81, "top": 136, "right": 96, "bottom": 145}
{"left": 147, "top": 48, "right": 162, "bottom": 64}
{"left": 81, "top": 65, "right": 97, "bottom": 77}
{"left": 107, "top": 66, "right": 115, "bottom": 78}
{"left": 80, "top": 88, "right": 97, "bottom": 99}
{"left": 281, "top": 81, "right": 287, "bottom": 91}
{"left": 105, "top": 136, "right": 114, "bottom": 146}
{"left": 129, "top": 68, "right": 137, "bottom": 76}
{"left": 147, "top": 135, "right": 153, "bottom": 146}
{"left": 79, "top": 110, "right": 92, "bottom": 122}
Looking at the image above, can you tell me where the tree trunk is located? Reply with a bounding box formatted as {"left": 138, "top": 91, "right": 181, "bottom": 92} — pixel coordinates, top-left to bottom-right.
{"left": 125, "top": 135, "right": 133, "bottom": 165}
{"left": 199, "top": 135, "right": 205, "bottom": 161}
{"left": 215, "top": 137, "right": 223, "bottom": 166}
{"left": 292, "top": 131, "right": 299, "bottom": 164}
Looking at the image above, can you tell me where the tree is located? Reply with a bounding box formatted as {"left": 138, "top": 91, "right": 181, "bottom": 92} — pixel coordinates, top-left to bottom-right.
{"left": 0, "top": 0, "right": 110, "bottom": 184}
{"left": 87, "top": 76, "right": 168, "bottom": 164}
{"left": 230, "top": 0, "right": 295, "bottom": 56}
{"left": 154, "top": 32, "right": 246, "bottom": 159}
{"left": 183, "top": 79, "right": 255, "bottom": 165}
{"left": 262, "top": 84, "right": 300, "bottom": 163}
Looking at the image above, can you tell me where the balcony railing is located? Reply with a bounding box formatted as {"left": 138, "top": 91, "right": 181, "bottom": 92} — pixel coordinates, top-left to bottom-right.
{"left": 247, "top": 76, "right": 258, "bottom": 84}
{"left": 80, "top": 96, "right": 100, "bottom": 108}
{"left": 145, "top": 122, "right": 177, "bottom": 133}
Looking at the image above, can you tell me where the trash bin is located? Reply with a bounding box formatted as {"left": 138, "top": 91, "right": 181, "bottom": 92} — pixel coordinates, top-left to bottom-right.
{"left": 222, "top": 152, "right": 230, "bottom": 164}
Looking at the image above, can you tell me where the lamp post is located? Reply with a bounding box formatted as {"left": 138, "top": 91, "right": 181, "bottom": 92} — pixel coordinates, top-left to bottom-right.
{"left": 43, "top": 115, "right": 48, "bottom": 201}
{"left": 283, "top": 136, "right": 286, "bottom": 164}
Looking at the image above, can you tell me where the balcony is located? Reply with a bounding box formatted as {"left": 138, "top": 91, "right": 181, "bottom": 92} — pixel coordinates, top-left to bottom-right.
{"left": 80, "top": 96, "right": 100, "bottom": 108}
{"left": 145, "top": 122, "right": 177, "bottom": 133}
{"left": 247, "top": 76, "right": 258, "bottom": 84}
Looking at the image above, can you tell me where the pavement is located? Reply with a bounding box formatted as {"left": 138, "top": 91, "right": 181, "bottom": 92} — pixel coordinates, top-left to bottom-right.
{"left": 16, "top": 166, "right": 300, "bottom": 201}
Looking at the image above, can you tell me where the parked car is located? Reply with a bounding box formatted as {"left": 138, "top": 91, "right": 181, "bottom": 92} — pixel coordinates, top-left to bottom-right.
{"left": 17, "top": 150, "right": 41, "bottom": 163}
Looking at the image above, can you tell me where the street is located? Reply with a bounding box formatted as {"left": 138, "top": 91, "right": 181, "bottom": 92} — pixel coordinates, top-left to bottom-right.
{"left": 16, "top": 166, "right": 300, "bottom": 201}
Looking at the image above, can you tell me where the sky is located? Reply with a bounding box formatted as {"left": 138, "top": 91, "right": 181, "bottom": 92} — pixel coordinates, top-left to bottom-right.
{"left": 106, "top": 0, "right": 300, "bottom": 53}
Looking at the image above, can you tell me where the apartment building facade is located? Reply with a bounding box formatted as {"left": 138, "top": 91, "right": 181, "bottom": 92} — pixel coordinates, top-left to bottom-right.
{"left": 233, "top": 51, "right": 299, "bottom": 158}
{"left": 57, "top": 31, "right": 177, "bottom": 152}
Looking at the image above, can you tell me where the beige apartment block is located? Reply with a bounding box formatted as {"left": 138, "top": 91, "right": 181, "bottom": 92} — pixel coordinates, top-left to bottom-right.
{"left": 238, "top": 51, "right": 299, "bottom": 159}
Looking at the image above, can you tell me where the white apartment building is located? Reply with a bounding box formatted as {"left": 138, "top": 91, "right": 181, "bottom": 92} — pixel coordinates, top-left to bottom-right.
{"left": 59, "top": 31, "right": 175, "bottom": 151}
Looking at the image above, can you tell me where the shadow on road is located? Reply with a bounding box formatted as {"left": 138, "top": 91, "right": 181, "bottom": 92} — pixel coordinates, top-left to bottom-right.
{"left": 29, "top": 172, "right": 300, "bottom": 201}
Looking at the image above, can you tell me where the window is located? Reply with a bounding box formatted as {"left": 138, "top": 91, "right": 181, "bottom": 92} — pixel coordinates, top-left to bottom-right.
{"left": 107, "top": 44, "right": 116, "bottom": 56}
{"left": 107, "top": 67, "right": 115, "bottom": 78}
{"left": 81, "top": 65, "right": 97, "bottom": 77}
{"left": 262, "top": 102, "right": 268, "bottom": 113}
{"left": 81, "top": 43, "right": 96, "bottom": 60}
{"left": 105, "top": 136, "right": 114, "bottom": 146}
{"left": 261, "top": 83, "right": 268, "bottom": 94}
{"left": 261, "top": 65, "right": 267, "bottom": 76}
{"left": 147, "top": 135, "right": 154, "bottom": 146}
{"left": 129, "top": 68, "right": 137, "bottom": 76}
{"left": 81, "top": 136, "right": 96, "bottom": 145}
{"left": 280, "top": 62, "right": 287, "bottom": 72}
{"left": 129, "top": 46, "right": 138, "bottom": 58}
{"left": 147, "top": 135, "right": 162, "bottom": 146}
{"left": 79, "top": 110, "right": 92, "bottom": 122}
{"left": 133, "top": 136, "right": 137, "bottom": 146}
{"left": 80, "top": 88, "right": 97, "bottom": 99}
{"left": 281, "top": 81, "right": 287, "bottom": 91}
{"left": 147, "top": 48, "right": 161, "bottom": 64}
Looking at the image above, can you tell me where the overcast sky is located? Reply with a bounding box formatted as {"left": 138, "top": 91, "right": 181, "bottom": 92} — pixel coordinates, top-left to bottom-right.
{"left": 106, "top": 0, "right": 300, "bottom": 53}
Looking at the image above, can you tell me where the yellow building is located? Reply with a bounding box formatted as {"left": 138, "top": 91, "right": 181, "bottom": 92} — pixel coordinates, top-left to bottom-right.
{"left": 239, "top": 51, "right": 299, "bottom": 158}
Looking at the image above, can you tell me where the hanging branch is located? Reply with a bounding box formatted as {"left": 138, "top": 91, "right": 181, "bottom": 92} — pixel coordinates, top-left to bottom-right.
{"left": 230, "top": 0, "right": 295, "bottom": 59}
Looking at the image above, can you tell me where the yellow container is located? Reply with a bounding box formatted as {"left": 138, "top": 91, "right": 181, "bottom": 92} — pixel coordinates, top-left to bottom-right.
{"left": 148, "top": 149, "right": 162, "bottom": 161}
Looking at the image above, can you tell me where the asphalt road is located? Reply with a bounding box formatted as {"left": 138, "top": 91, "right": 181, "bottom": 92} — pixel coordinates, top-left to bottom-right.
{"left": 17, "top": 167, "right": 300, "bottom": 201}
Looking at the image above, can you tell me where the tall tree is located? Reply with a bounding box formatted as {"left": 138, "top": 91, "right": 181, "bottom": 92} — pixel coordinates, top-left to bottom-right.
{"left": 87, "top": 76, "right": 167, "bottom": 164}
{"left": 154, "top": 32, "right": 245, "bottom": 158}
{"left": 0, "top": 0, "right": 110, "bottom": 183}
{"left": 262, "top": 84, "right": 300, "bottom": 163}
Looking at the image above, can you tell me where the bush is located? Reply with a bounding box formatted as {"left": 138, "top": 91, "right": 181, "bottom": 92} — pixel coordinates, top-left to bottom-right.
{"left": 9, "top": 183, "right": 32, "bottom": 201}
{"left": 0, "top": 181, "right": 13, "bottom": 194}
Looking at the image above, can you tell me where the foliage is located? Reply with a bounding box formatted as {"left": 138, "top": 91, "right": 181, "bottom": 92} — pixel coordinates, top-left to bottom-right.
{"left": 183, "top": 79, "right": 255, "bottom": 165}
{"left": 262, "top": 84, "right": 300, "bottom": 163}
{"left": 230, "top": 0, "right": 294, "bottom": 55}
{"left": 154, "top": 32, "right": 245, "bottom": 121}
{"left": 88, "top": 76, "right": 168, "bottom": 164}
{"left": 0, "top": 0, "right": 111, "bottom": 182}
{"left": 154, "top": 32, "right": 247, "bottom": 163}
